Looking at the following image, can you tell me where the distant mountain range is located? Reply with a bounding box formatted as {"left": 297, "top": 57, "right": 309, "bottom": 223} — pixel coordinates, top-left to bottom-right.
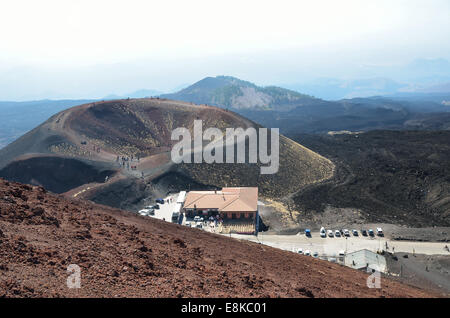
{"left": 283, "top": 78, "right": 450, "bottom": 101}
{"left": 282, "top": 77, "right": 406, "bottom": 100}
{"left": 278, "top": 59, "right": 450, "bottom": 100}
{"left": 1, "top": 75, "right": 450, "bottom": 149}
{"left": 0, "top": 99, "right": 95, "bottom": 149}
{"left": 162, "top": 76, "right": 450, "bottom": 134}
{"left": 104, "top": 89, "right": 162, "bottom": 100}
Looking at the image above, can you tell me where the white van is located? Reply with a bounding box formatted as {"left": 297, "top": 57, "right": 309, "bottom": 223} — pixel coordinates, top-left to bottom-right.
{"left": 376, "top": 227, "right": 384, "bottom": 236}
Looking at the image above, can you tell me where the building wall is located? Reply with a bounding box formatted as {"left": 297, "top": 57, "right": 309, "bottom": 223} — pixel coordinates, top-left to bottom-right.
{"left": 344, "top": 250, "right": 387, "bottom": 273}
{"left": 221, "top": 211, "right": 256, "bottom": 220}
{"left": 183, "top": 208, "right": 256, "bottom": 220}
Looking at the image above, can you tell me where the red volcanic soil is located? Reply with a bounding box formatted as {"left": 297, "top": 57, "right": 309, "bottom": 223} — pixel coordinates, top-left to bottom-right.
{"left": 0, "top": 178, "right": 435, "bottom": 298}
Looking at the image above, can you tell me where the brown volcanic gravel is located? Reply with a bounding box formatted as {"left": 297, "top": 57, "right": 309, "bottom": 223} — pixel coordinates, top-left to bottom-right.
{"left": 0, "top": 178, "right": 435, "bottom": 298}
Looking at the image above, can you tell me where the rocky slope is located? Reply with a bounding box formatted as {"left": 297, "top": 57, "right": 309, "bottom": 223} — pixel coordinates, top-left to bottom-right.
{"left": 162, "top": 76, "right": 450, "bottom": 135}
{"left": 290, "top": 131, "right": 450, "bottom": 227}
{"left": 0, "top": 178, "right": 435, "bottom": 297}
{"left": 0, "top": 98, "right": 334, "bottom": 211}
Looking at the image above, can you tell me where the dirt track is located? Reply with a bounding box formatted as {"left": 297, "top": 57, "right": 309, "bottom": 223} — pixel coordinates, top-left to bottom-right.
{"left": 0, "top": 178, "right": 437, "bottom": 298}
{"left": 386, "top": 252, "right": 450, "bottom": 295}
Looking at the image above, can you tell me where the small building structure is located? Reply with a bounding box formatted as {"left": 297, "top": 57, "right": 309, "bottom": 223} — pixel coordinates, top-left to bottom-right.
{"left": 183, "top": 187, "right": 258, "bottom": 234}
{"left": 344, "top": 249, "right": 387, "bottom": 273}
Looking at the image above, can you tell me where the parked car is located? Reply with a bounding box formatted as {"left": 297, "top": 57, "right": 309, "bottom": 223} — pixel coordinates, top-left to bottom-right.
{"left": 343, "top": 229, "right": 350, "bottom": 237}
{"left": 335, "top": 230, "right": 341, "bottom": 237}
{"left": 338, "top": 250, "right": 345, "bottom": 257}
{"left": 361, "top": 229, "right": 368, "bottom": 236}
{"left": 327, "top": 230, "right": 334, "bottom": 237}
{"left": 297, "top": 248, "right": 303, "bottom": 254}
{"left": 304, "top": 250, "right": 311, "bottom": 256}
{"left": 305, "top": 229, "right": 311, "bottom": 237}
{"left": 368, "top": 229, "right": 375, "bottom": 237}
{"left": 196, "top": 222, "right": 203, "bottom": 229}
{"left": 320, "top": 227, "right": 326, "bottom": 238}
{"left": 138, "top": 209, "right": 151, "bottom": 216}
{"left": 155, "top": 198, "right": 164, "bottom": 204}
{"left": 376, "top": 227, "right": 384, "bottom": 236}
{"left": 312, "top": 252, "right": 319, "bottom": 258}
{"left": 194, "top": 216, "right": 204, "bottom": 222}
{"left": 352, "top": 229, "right": 358, "bottom": 236}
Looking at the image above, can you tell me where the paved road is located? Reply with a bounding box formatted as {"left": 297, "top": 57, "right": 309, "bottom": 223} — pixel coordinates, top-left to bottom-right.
{"left": 228, "top": 232, "right": 450, "bottom": 256}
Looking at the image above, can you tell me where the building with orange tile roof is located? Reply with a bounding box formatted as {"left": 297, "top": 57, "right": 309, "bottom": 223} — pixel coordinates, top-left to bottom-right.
{"left": 183, "top": 187, "right": 258, "bottom": 225}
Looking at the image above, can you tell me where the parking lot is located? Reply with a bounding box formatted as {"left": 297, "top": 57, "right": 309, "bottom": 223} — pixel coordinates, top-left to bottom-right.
{"left": 140, "top": 194, "right": 178, "bottom": 222}
{"left": 228, "top": 231, "right": 450, "bottom": 256}
{"left": 140, "top": 201, "right": 450, "bottom": 257}
{"left": 138, "top": 192, "right": 225, "bottom": 234}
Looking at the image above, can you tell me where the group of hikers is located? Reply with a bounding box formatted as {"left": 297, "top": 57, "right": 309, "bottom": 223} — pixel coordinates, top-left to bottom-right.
{"left": 116, "top": 155, "right": 140, "bottom": 170}
{"left": 115, "top": 154, "right": 144, "bottom": 179}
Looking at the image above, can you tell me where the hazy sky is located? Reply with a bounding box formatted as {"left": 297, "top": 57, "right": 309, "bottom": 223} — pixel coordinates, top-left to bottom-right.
{"left": 1, "top": 0, "right": 450, "bottom": 100}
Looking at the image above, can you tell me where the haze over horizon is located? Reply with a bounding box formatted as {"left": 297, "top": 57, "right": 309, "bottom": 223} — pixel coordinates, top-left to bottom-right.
{"left": 1, "top": 0, "right": 450, "bottom": 100}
